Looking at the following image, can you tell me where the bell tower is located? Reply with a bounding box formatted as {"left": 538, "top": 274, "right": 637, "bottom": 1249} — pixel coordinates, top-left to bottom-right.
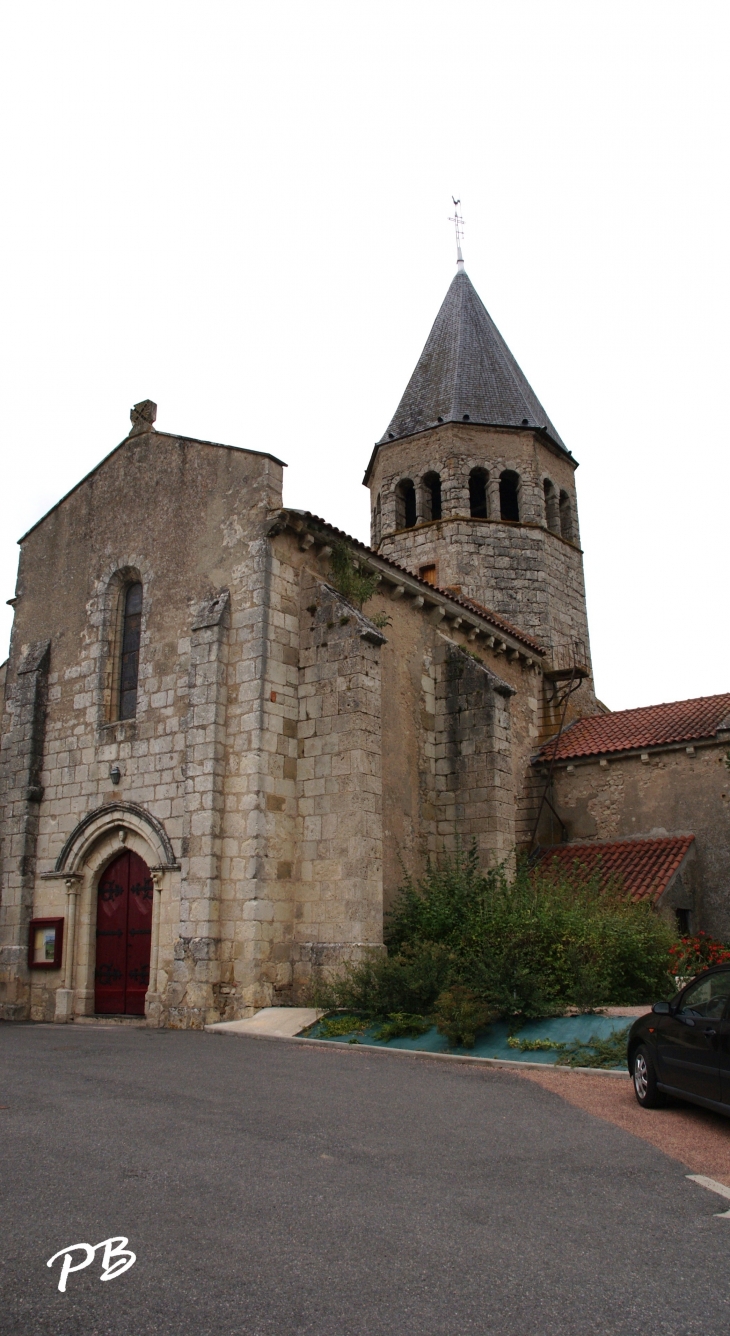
{"left": 364, "top": 258, "right": 593, "bottom": 678}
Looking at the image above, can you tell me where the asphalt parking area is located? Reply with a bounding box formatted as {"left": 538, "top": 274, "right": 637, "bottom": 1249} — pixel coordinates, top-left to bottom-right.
{"left": 519, "top": 1064, "right": 730, "bottom": 1186}
{"left": 2, "top": 1023, "right": 730, "bottom": 1336}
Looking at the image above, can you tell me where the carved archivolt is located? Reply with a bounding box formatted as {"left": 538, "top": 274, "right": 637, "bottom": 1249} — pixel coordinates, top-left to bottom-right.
{"left": 54, "top": 802, "right": 178, "bottom": 875}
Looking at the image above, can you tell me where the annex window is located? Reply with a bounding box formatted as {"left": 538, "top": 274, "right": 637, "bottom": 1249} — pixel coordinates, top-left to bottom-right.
{"left": 499, "top": 470, "right": 520, "bottom": 523}
{"left": 675, "top": 908, "right": 691, "bottom": 936}
{"left": 119, "top": 581, "right": 143, "bottom": 720}
{"left": 419, "top": 563, "right": 437, "bottom": 586}
{"left": 559, "top": 490, "right": 574, "bottom": 542}
{"left": 395, "top": 479, "right": 417, "bottom": 530}
{"left": 422, "top": 471, "right": 442, "bottom": 522}
{"left": 469, "top": 467, "right": 488, "bottom": 518}
{"left": 543, "top": 479, "right": 560, "bottom": 533}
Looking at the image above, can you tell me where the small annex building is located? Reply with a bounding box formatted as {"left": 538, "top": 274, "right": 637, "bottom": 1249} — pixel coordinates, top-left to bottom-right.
{"left": 1, "top": 258, "right": 728, "bottom": 1028}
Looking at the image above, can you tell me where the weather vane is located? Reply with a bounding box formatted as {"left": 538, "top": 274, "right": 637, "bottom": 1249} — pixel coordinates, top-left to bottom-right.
{"left": 449, "top": 197, "right": 465, "bottom": 269}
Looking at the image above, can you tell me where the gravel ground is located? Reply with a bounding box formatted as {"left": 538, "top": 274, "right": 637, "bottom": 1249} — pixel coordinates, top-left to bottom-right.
{"left": 518, "top": 1066, "right": 730, "bottom": 1185}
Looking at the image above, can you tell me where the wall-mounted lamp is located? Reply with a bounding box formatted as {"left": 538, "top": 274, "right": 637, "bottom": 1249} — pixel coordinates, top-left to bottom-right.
{"left": 110, "top": 765, "right": 121, "bottom": 786}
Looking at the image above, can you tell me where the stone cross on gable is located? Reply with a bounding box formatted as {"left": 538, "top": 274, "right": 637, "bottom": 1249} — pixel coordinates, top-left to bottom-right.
{"left": 128, "top": 400, "right": 157, "bottom": 436}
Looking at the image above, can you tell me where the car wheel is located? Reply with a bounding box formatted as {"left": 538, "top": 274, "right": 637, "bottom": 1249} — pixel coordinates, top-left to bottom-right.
{"left": 632, "top": 1044, "right": 666, "bottom": 1108}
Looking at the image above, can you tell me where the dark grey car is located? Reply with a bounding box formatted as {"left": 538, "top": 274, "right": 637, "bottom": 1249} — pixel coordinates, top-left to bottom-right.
{"left": 628, "top": 965, "right": 730, "bottom": 1113}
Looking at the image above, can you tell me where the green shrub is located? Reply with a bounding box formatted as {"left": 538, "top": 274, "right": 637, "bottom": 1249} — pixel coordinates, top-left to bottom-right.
{"left": 433, "top": 986, "right": 493, "bottom": 1048}
{"left": 328, "top": 541, "right": 380, "bottom": 609}
{"left": 372, "top": 1012, "right": 431, "bottom": 1042}
{"left": 317, "top": 1014, "right": 370, "bottom": 1038}
{"left": 322, "top": 846, "right": 676, "bottom": 1022}
{"left": 556, "top": 1025, "right": 631, "bottom": 1069}
{"left": 321, "top": 942, "right": 454, "bottom": 1017}
{"left": 507, "top": 1036, "right": 565, "bottom": 1052}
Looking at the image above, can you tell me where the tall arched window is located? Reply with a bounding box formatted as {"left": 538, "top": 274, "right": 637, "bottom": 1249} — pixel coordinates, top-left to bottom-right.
{"left": 119, "top": 581, "right": 143, "bottom": 720}
{"left": 395, "top": 479, "right": 417, "bottom": 529}
{"left": 559, "top": 490, "right": 574, "bottom": 542}
{"left": 499, "top": 470, "right": 520, "bottom": 522}
{"left": 543, "top": 479, "right": 560, "bottom": 533}
{"left": 469, "top": 467, "right": 488, "bottom": 518}
{"left": 423, "top": 471, "right": 442, "bottom": 521}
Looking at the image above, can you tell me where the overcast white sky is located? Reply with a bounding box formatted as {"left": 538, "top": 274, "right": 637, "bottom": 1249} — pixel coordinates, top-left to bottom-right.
{"left": 1, "top": 2, "right": 728, "bottom": 710}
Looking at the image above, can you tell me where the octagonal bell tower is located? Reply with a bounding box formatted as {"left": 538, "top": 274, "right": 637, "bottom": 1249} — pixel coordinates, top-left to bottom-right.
{"left": 364, "top": 257, "right": 593, "bottom": 676}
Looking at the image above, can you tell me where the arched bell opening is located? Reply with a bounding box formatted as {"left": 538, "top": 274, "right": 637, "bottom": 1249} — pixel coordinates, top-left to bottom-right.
{"left": 499, "top": 470, "right": 520, "bottom": 522}
{"left": 559, "top": 490, "right": 574, "bottom": 542}
{"left": 543, "top": 479, "right": 560, "bottom": 534}
{"left": 422, "top": 471, "right": 442, "bottom": 522}
{"left": 395, "top": 478, "right": 417, "bottom": 530}
{"left": 469, "top": 467, "right": 488, "bottom": 518}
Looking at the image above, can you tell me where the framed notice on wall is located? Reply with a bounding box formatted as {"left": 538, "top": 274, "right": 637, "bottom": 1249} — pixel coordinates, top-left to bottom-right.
{"left": 28, "top": 918, "right": 64, "bottom": 970}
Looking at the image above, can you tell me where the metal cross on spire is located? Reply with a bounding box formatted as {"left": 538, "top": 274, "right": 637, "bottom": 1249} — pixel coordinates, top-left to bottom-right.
{"left": 449, "top": 197, "right": 465, "bottom": 270}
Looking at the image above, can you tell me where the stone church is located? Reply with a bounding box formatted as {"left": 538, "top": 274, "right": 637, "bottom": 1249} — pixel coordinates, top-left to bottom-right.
{"left": 2, "top": 258, "right": 729, "bottom": 1027}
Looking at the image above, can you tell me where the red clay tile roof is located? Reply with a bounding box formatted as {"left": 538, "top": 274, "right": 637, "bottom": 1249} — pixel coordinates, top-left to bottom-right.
{"left": 535, "top": 836, "right": 695, "bottom": 904}
{"left": 537, "top": 693, "right": 730, "bottom": 761}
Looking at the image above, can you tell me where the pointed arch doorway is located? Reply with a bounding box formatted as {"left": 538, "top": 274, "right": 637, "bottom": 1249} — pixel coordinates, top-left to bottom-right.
{"left": 94, "top": 850, "right": 153, "bottom": 1015}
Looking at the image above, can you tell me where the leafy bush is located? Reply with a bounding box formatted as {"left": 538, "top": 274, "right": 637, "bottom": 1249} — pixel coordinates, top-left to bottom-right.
{"left": 433, "top": 986, "right": 493, "bottom": 1048}
{"left": 320, "top": 846, "right": 676, "bottom": 1023}
{"left": 315, "top": 941, "right": 454, "bottom": 1017}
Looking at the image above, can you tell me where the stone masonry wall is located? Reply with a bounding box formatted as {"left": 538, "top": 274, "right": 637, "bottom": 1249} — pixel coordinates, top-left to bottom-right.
{"left": 0, "top": 640, "right": 51, "bottom": 1018}
{"left": 340, "top": 575, "right": 544, "bottom": 907}
{"left": 290, "top": 571, "right": 385, "bottom": 996}
{"left": 426, "top": 639, "right": 515, "bottom": 864}
{"left": 542, "top": 742, "right": 730, "bottom": 937}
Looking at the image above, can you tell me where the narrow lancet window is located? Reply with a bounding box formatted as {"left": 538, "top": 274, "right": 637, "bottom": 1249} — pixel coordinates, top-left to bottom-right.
{"left": 423, "top": 471, "right": 442, "bottom": 521}
{"left": 119, "top": 582, "right": 143, "bottom": 720}
{"left": 499, "top": 470, "right": 520, "bottom": 522}
{"left": 395, "top": 479, "right": 417, "bottom": 529}
{"left": 469, "top": 468, "right": 488, "bottom": 518}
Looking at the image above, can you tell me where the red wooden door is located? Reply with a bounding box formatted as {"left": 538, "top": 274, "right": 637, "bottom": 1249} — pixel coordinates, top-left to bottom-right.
{"left": 95, "top": 851, "right": 153, "bottom": 1015}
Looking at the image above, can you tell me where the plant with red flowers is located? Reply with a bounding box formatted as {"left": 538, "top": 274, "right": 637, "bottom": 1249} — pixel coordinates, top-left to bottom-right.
{"left": 668, "top": 932, "right": 730, "bottom": 979}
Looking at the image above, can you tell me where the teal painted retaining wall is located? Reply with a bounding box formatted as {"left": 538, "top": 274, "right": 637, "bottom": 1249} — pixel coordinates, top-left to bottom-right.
{"left": 304, "top": 1013, "right": 636, "bottom": 1066}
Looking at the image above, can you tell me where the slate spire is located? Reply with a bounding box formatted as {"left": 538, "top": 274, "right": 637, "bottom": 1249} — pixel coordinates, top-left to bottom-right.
{"left": 378, "top": 268, "right": 566, "bottom": 452}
